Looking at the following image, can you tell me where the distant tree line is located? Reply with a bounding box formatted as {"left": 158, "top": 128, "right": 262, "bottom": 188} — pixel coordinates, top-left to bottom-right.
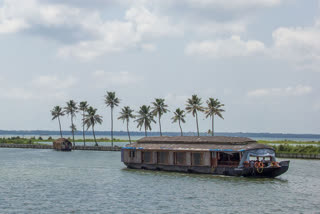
{"left": 51, "top": 92, "right": 225, "bottom": 146}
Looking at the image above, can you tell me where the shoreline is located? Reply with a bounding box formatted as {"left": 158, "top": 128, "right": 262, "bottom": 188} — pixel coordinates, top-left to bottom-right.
{"left": 0, "top": 143, "right": 319, "bottom": 159}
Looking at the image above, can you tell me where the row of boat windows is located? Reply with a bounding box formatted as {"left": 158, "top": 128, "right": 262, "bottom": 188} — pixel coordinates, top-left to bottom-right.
{"left": 128, "top": 151, "right": 241, "bottom": 166}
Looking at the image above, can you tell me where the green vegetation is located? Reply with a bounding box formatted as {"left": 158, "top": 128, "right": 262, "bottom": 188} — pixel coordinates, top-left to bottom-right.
{"left": 151, "top": 98, "right": 170, "bottom": 136}
{"left": 83, "top": 106, "right": 103, "bottom": 146}
{"left": 258, "top": 140, "right": 320, "bottom": 145}
{"left": 64, "top": 100, "right": 78, "bottom": 146}
{"left": 105, "top": 91, "right": 120, "bottom": 147}
{"left": 272, "top": 144, "right": 320, "bottom": 154}
{"left": 118, "top": 106, "right": 135, "bottom": 143}
{"left": 186, "top": 95, "right": 204, "bottom": 137}
{"left": 79, "top": 101, "right": 89, "bottom": 146}
{"left": 135, "top": 105, "right": 156, "bottom": 137}
{"left": 171, "top": 108, "right": 186, "bottom": 136}
{"left": 0, "top": 136, "right": 134, "bottom": 145}
{"left": 204, "top": 98, "right": 225, "bottom": 136}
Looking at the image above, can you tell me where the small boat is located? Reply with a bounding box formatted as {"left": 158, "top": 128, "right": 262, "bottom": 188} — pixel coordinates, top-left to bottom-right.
{"left": 53, "top": 138, "right": 72, "bottom": 151}
{"left": 121, "top": 136, "right": 289, "bottom": 178}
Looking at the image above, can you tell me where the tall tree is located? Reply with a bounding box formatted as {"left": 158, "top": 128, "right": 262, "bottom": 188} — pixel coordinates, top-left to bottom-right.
{"left": 135, "top": 105, "right": 156, "bottom": 137}
{"left": 104, "top": 91, "right": 120, "bottom": 147}
{"left": 118, "top": 106, "right": 135, "bottom": 143}
{"left": 51, "top": 106, "right": 64, "bottom": 138}
{"left": 151, "top": 98, "right": 169, "bottom": 136}
{"left": 185, "top": 95, "right": 204, "bottom": 136}
{"left": 79, "top": 101, "right": 89, "bottom": 146}
{"left": 64, "top": 100, "right": 78, "bottom": 146}
{"left": 83, "top": 106, "right": 103, "bottom": 146}
{"left": 171, "top": 108, "right": 186, "bottom": 136}
{"left": 204, "top": 98, "right": 225, "bottom": 136}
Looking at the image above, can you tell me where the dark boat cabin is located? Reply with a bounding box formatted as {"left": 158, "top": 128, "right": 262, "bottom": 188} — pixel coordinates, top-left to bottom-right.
{"left": 121, "top": 136, "right": 289, "bottom": 178}
{"left": 53, "top": 138, "right": 72, "bottom": 151}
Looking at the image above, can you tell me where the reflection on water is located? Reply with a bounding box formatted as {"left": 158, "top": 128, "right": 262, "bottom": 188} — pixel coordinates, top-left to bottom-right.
{"left": 0, "top": 149, "right": 319, "bottom": 213}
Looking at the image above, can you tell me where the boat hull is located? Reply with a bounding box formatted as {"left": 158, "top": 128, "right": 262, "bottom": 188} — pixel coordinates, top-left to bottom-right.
{"left": 124, "top": 161, "right": 290, "bottom": 178}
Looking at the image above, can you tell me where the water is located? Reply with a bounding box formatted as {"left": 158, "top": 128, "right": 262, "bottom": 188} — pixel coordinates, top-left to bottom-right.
{"left": 0, "top": 149, "right": 319, "bottom": 213}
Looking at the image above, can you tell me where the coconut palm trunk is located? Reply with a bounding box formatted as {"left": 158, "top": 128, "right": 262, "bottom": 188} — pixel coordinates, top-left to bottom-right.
{"left": 111, "top": 107, "right": 114, "bottom": 147}
{"left": 82, "top": 110, "right": 86, "bottom": 146}
{"left": 195, "top": 111, "right": 199, "bottom": 136}
{"left": 71, "top": 116, "right": 75, "bottom": 146}
{"left": 144, "top": 123, "right": 147, "bottom": 137}
{"left": 179, "top": 120, "right": 183, "bottom": 136}
{"left": 158, "top": 113, "right": 162, "bottom": 136}
{"left": 211, "top": 116, "right": 214, "bottom": 136}
{"left": 92, "top": 124, "right": 98, "bottom": 146}
{"left": 58, "top": 116, "right": 63, "bottom": 138}
{"left": 126, "top": 120, "right": 131, "bottom": 143}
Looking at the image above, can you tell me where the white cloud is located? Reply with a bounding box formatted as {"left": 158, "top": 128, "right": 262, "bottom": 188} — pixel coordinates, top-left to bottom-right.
{"left": 31, "top": 75, "right": 76, "bottom": 89}
{"left": 164, "top": 93, "right": 189, "bottom": 107}
{"left": 141, "top": 43, "right": 157, "bottom": 52}
{"left": 185, "top": 36, "right": 266, "bottom": 58}
{"left": 0, "top": 75, "right": 74, "bottom": 101}
{"left": 247, "top": 85, "right": 313, "bottom": 97}
{"left": 271, "top": 22, "right": 320, "bottom": 71}
{"left": 92, "top": 70, "right": 143, "bottom": 87}
{"left": 143, "top": 0, "right": 283, "bottom": 11}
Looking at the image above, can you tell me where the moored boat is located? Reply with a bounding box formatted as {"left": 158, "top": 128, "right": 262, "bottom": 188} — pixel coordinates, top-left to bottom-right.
{"left": 121, "top": 136, "right": 289, "bottom": 178}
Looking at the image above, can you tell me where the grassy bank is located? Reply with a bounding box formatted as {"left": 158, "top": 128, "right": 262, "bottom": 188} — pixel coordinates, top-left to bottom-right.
{"left": 0, "top": 136, "right": 135, "bottom": 144}
{"left": 1, "top": 137, "right": 319, "bottom": 155}
{"left": 272, "top": 144, "right": 320, "bottom": 155}
{"left": 258, "top": 140, "right": 320, "bottom": 145}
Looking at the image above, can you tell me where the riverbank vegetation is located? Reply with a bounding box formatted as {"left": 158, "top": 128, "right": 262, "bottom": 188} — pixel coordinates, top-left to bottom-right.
{"left": 272, "top": 144, "right": 320, "bottom": 154}
{"left": 1, "top": 137, "right": 319, "bottom": 155}
{"left": 258, "top": 140, "right": 320, "bottom": 145}
{"left": 0, "top": 136, "right": 131, "bottom": 144}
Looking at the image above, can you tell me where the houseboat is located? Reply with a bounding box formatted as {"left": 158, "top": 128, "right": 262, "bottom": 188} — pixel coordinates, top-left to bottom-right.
{"left": 121, "top": 136, "right": 290, "bottom": 178}
{"left": 53, "top": 138, "right": 72, "bottom": 151}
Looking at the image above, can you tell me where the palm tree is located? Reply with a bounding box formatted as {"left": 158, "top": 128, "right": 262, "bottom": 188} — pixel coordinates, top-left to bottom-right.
{"left": 118, "top": 106, "right": 135, "bottom": 143}
{"left": 135, "top": 105, "right": 156, "bottom": 137}
{"left": 171, "top": 108, "right": 186, "bottom": 136}
{"left": 64, "top": 100, "right": 78, "bottom": 146}
{"left": 185, "top": 95, "right": 204, "bottom": 136}
{"left": 79, "top": 101, "right": 89, "bottom": 146}
{"left": 83, "top": 106, "right": 103, "bottom": 146}
{"left": 151, "top": 98, "right": 169, "bottom": 136}
{"left": 104, "top": 91, "right": 120, "bottom": 147}
{"left": 204, "top": 98, "right": 225, "bottom": 136}
{"left": 51, "top": 106, "right": 64, "bottom": 138}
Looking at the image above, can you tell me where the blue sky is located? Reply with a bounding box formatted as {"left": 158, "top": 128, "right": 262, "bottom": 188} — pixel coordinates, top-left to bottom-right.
{"left": 0, "top": 0, "right": 320, "bottom": 134}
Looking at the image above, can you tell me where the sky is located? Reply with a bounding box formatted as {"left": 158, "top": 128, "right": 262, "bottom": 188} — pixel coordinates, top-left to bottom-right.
{"left": 0, "top": 0, "right": 320, "bottom": 134}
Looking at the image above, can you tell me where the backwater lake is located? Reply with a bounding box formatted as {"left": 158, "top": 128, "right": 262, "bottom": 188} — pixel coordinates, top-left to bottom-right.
{"left": 1, "top": 148, "right": 319, "bottom": 213}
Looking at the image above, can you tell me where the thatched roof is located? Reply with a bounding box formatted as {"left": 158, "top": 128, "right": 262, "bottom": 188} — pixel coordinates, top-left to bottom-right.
{"left": 53, "top": 138, "right": 72, "bottom": 144}
{"left": 137, "top": 136, "right": 256, "bottom": 144}
{"left": 125, "top": 136, "right": 273, "bottom": 152}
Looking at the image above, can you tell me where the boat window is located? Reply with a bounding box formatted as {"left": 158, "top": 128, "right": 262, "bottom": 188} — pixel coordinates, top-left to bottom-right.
{"left": 143, "top": 152, "right": 152, "bottom": 163}
{"left": 192, "top": 152, "right": 203, "bottom": 166}
{"left": 158, "top": 152, "right": 169, "bottom": 164}
{"left": 129, "top": 151, "right": 135, "bottom": 158}
{"left": 218, "top": 152, "right": 240, "bottom": 166}
{"left": 175, "top": 152, "right": 186, "bottom": 165}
